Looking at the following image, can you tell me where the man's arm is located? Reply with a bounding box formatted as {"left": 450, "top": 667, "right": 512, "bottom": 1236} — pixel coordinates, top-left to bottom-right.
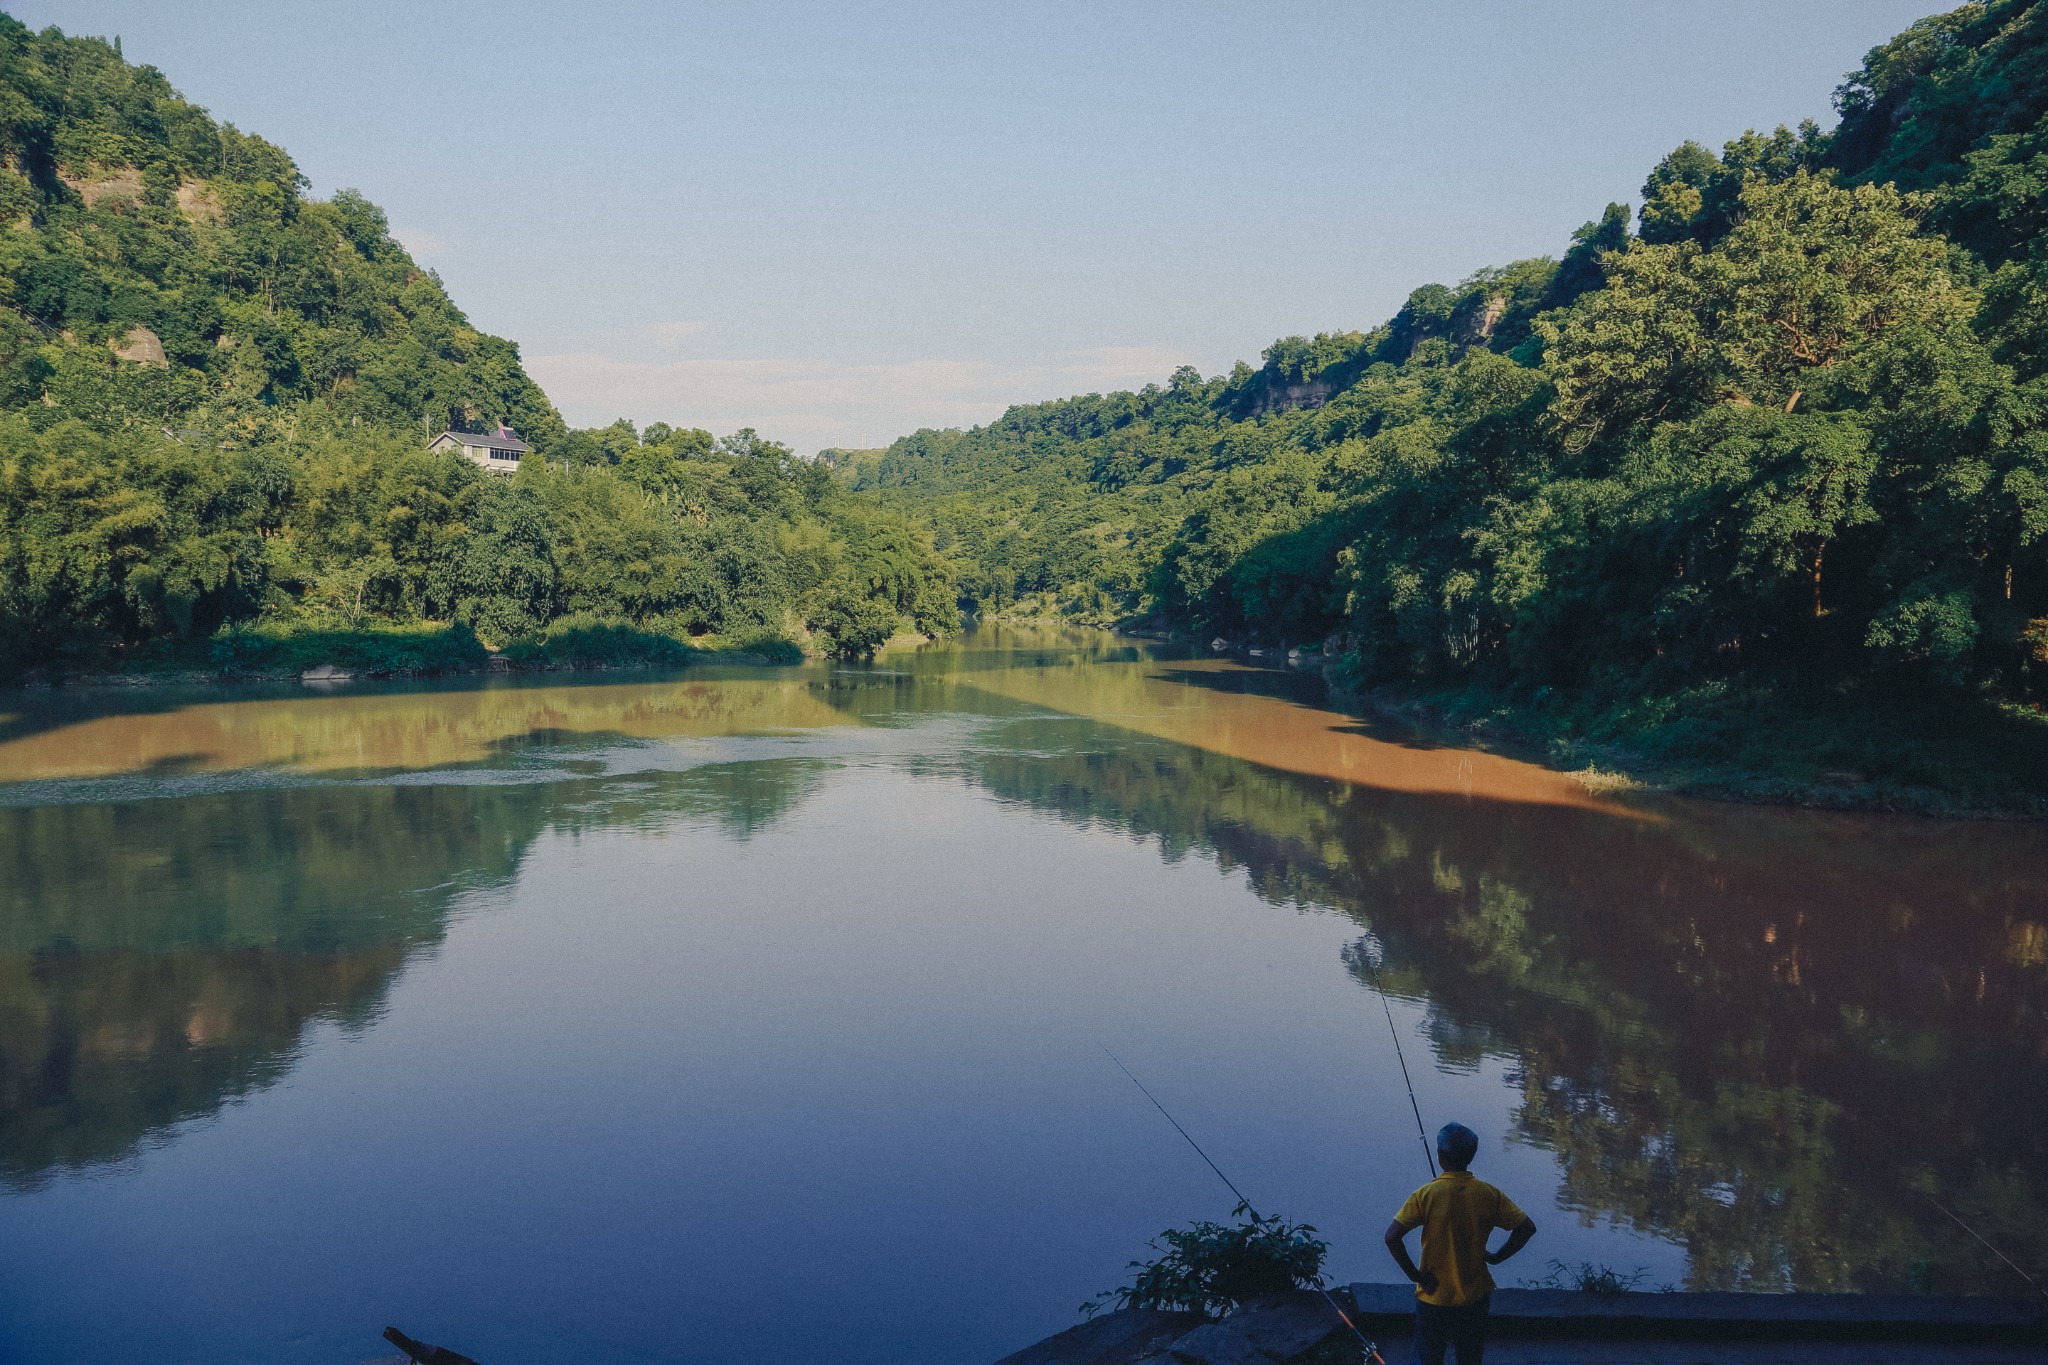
{"left": 1486, "top": 1217, "right": 1537, "bottom": 1266}
{"left": 1383, "top": 1221, "right": 1438, "bottom": 1294}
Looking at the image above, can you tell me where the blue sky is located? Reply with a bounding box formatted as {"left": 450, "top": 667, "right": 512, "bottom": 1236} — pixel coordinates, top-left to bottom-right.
{"left": 25, "top": 1, "right": 1941, "bottom": 452}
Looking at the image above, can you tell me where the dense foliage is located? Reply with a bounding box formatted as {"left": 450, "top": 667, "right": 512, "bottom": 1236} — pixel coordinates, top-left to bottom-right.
{"left": 0, "top": 18, "right": 953, "bottom": 672}
{"left": 860, "top": 1, "right": 2048, "bottom": 740}
{"left": 0, "top": 18, "right": 559, "bottom": 445}
{"left": 0, "top": 410, "right": 955, "bottom": 670}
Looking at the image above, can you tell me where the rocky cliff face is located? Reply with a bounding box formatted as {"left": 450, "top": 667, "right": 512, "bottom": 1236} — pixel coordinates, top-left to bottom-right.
{"left": 1453, "top": 292, "right": 1507, "bottom": 347}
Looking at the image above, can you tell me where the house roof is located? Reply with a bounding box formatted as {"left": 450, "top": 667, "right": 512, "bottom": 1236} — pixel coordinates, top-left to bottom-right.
{"left": 434, "top": 429, "right": 531, "bottom": 453}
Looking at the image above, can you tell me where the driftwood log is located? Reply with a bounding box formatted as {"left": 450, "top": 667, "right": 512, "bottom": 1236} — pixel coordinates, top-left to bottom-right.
{"left": 382, "top": 1326, "right": 482, "bottom": 1365}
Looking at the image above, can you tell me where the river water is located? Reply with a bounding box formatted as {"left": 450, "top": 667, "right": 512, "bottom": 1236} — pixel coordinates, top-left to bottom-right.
{"left": 0, "top": 627, "right": 2043, "bottom": 1364}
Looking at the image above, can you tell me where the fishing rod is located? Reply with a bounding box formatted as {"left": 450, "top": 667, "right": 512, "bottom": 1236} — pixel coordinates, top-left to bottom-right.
{"left": 1354, "top": 934, "right": 1436, "bottom": 1179}
{"left": 1103, "top": 1049, "right": 1389, "bottom": 1365}
{"left": 1103, "top": 1049, "right": 1256, "bottom": 1210}
{"left": 1925, "top": 1194, "right": 2048, "bottom": 1302}
{"left": 1358, "top": 944, "right": 2048, "bottom": 1307}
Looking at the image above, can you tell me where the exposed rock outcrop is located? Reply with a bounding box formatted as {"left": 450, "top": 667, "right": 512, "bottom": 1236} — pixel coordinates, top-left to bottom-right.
{"left": 176, "top": 179, "right": 222, "bottom": 223}
{"left": 1454, "top": 292, "right": 1508, "bottom": 346}
{"left": 112, "top": 326, "right": 168, "bottom": 367}
{"left": 57, "top": 165, "right": 143, "bottom": 209}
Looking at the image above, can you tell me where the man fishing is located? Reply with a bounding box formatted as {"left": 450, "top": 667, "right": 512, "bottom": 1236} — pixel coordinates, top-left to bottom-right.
{"left": 1383, "top": 1122, "right": 1537, "bottom": 1365}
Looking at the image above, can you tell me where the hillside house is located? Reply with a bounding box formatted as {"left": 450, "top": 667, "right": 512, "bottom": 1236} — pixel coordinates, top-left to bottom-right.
{"left": 429, "top": 425, "right": 531, "bottom": 474}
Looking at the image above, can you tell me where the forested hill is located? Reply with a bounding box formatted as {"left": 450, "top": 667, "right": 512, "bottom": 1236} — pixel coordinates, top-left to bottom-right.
{"left": 0, "top": 16, "right": 954, "bottom": 672}
{"left": 0, "top": 18, "right": 560, "bottom": 444}
{"left": 857, "top": 0, "right": 2048, "bottom": 798}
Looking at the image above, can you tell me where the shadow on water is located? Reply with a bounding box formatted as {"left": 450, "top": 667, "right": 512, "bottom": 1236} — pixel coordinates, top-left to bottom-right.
{"left": 0, "top": 622, "right": 1157, "bottom": 755}
{"left": 900, "top": 651, "right": 1629, "bottom": 815}
{"left": 1145, "top": 662, "right": 1328, "bottom": 703}
{"left": 0, "top": 673, "right": 547, "bottom": 751}
{"left": 0, "top": 669, "right": 855, "bottom": 786}
{"left": 1146, "top": 662, "right": 1465, "bottom": 752}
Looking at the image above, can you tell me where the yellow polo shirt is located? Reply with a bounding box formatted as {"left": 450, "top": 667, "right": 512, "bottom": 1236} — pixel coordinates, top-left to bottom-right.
{"left": 1393, "top": 1171, "right": 1529, "bottom": 1307}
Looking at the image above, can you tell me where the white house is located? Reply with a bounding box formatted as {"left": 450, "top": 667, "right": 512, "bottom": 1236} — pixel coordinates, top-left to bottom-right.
{"left": 429, "top": 424, "right": 531, "bottom": 474}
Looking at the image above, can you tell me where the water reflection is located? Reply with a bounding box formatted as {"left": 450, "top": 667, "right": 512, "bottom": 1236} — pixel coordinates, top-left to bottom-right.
{"left": 953, "top": 703, "right": 2048, "bottom": 1295}
{"left": 0, "top": 942, "right": 409, "bottom": 1189}
{"left": 957, "top": 657, "right": 1619, "bottom": 812}
{"left": 0, "top": 760, "right": 828, "bottom": 1190}
{"left": 0, "top": 629, "right": 2043, "bottom": 1305}
{"left": 0, "top": 673, "right": 849, "bottom": 781}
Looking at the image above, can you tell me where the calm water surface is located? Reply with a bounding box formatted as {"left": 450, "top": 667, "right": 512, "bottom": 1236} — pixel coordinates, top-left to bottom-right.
{"left": 0, "top": 628, "right": 2043, "bottom": 1364}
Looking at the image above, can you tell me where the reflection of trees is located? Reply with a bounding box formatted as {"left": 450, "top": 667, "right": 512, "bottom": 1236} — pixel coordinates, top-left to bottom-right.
{"left": 0, "top": 944, "right": 408, "bottom": 1188}
{"left": 0, "top": 759, "right": 827, "bottom": 1188}
{"left": 0, "top": 781, "right": 544, "bottom": 1189}
{"left": 964, "top": 717, "right": 2048, "bottom": 1294}
{"left": 0, "top": 785, "right": 526, "bottom": 955}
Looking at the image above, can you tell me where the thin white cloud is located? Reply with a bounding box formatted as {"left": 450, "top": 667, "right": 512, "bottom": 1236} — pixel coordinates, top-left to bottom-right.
{"left": 636, "top": 320, "right": 715, "bottom": 350}
{"left": 523, "top": 346, "right": 1195, "bottom": 454}
{"left": 389, "top": 226, "right": 448, "bottom": 258}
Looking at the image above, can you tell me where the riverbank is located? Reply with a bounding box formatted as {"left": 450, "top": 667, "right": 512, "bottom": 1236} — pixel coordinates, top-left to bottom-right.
{"left": 1102, "top": 621, "right": 2048, "bottom": 820}
{"left": 5, "top": 618, "right": 807, "bottom": 688}
{"left": 997, "top": 1286, "right": 2048, "bottom": 1364}
{"left": 1348, "top": 677, "right": 2048, "bottom": 821}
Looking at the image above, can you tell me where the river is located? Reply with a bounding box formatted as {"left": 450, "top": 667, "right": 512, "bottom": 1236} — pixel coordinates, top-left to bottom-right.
{"left": 0, "top": 627, "right": 2042, "bottom": 1364}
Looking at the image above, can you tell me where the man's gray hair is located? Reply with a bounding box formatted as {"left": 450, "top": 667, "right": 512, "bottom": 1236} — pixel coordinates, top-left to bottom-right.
{"left": 1437, "top": 1122, "right": 1479, "bottom": 1166}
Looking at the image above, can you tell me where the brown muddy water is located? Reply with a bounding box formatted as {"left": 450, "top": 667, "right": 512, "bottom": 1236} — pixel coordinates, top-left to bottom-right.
{"left": 0, "top": 626, "right": 2042, "bottom": 1364}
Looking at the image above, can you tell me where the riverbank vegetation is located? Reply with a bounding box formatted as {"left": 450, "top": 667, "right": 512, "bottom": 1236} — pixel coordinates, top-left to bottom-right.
{"left": 854, "top": 1, "right": 2048, "bottom": 803}
{"left": 1085, "top": 1207, "right": 1332, "bottom": 1320}
{"left": 0, "top": 19, "right": 953, "bottom": 678}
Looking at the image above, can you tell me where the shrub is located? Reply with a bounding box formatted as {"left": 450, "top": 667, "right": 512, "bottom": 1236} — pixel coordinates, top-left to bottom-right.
{"left": 501, "top": 614, "right": 701, "bottom": 669}
{"left": 502, "top": 615, "right": 808, "bottom": 668}
{"left": 210, "top": 621, "right": 487, "bottom": 677}
{"left": 697, "top": 626, "right": 806, "bottom": 664}
{"left": 1085, "top": 1204, "right": 1329, "bottom": 1320}
{"left": 1524, "top": 1260, "right": 1651, "bottom": 1294}
{"left": 807, "top": 590, "right": 899, "bottom": 660}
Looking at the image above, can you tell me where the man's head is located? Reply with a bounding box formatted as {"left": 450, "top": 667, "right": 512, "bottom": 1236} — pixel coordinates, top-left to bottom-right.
{"left": 1436, "top": 1122, "right": 1479, "bottom": 1172}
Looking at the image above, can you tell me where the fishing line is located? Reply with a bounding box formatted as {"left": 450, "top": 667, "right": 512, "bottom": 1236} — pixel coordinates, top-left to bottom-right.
{"left": 1102, "top": 1049, "right": 1388, "bottom": 1365}
{"left": 1103, "top": 1048, "right": 1255, "bottom": 1212}
{"left": 1356, "top": 934, "right": 1437, "bottom": 1178}
{"left": 1925, "top": 1194, "right": 2048, "bottom": 1301}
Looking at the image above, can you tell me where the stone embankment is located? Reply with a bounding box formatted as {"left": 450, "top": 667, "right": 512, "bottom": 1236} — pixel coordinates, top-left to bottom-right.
{"left": 995, "top": 1285, "right": 2048, "bottom": 1365}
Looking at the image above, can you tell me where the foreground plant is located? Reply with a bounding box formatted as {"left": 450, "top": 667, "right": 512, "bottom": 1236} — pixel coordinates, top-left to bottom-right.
{"left": 1524, "top": 1259, "right": 1656, "bottom": 1294}
{"left": 1084, "top": 1203, "right": 1330, "bottom": 1320}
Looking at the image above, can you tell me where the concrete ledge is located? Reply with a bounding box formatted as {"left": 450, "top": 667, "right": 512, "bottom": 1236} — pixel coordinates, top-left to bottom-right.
{"left": 1344, "top": 1283, "right": 2048, "bottom": 1343}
